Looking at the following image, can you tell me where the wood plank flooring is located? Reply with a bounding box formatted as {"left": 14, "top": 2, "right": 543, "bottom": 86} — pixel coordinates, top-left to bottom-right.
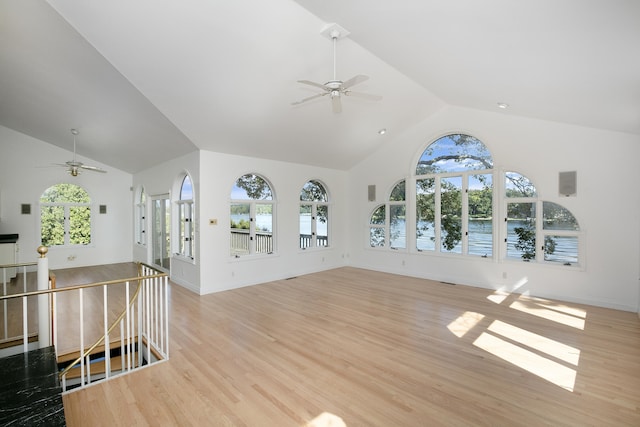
{"left": 62, "top": 266, "right": 640, "bottom": 426}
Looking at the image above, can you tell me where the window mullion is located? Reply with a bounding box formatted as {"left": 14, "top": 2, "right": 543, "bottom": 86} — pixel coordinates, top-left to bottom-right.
{"left": 461, "top": 173, "right": 469, "bottom": 255}
{"left": 249, "top": 202, "right": 256, "bottom": 254}
{"left": 434, "top": 177, "right": 442, "bottom": 253}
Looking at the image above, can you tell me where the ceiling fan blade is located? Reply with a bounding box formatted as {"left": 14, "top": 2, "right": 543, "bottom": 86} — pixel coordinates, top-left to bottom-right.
{"left": 343, "top": 90, "right": 383, "bottom": 101}
{"left": 332, "top": 95, "right": 342, "bottom": 113}
{"left": 291, "top": 92, "right": 327, "bottom": 106}
{"left": 297, "top": 80, "right": 330, "bottom": 91}
{"left": 80, "top": 165, "right": 107, "bottom": 173}
{"left": 341, "top": 74, "right": 369, "bottom": 90}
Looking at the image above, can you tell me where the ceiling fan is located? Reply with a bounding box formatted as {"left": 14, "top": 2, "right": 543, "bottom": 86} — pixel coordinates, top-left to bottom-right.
{"left": 55, "top": 129, "right": 107, "bottom": 176}
{"left": 292, "top": 24, "right": 382, "bottom": 113}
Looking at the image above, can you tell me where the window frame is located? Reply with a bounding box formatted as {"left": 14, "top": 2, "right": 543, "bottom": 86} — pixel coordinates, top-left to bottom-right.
{"left": 299, "top": 180, "right": 330, "bottom": 250}
{"left": 175, "top": 174, "right": 195, "bottom": 261}
{"left": 413, "top": 134, "right": 495, "bottom": 259}
{"left": 39, "top": 183, "right": 93, "bottom": 248}
{"left": 502, "top": 171, "right": 583, "bottom": 268}
{"left": 230, "top": 173, "right": 276, "bottom": 258}
{"left": 135, "top": 186, "right": 146, "bottom": 246}
{"left": 368, "top": 180, "right": 407, "bottom": 251}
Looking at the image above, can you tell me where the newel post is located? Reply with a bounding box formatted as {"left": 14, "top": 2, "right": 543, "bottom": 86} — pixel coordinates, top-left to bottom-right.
{"left": 37, "top": 246, "right": 51, "bottom": 348}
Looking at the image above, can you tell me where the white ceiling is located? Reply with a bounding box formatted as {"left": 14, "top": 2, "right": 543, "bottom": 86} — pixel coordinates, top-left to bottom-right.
{"left": 1, "top": 0, "right": 638, "bottom": 174}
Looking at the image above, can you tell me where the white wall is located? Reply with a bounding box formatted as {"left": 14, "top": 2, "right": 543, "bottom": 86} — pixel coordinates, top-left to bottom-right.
{"left": 132, "top": 150, "right": 200, "bottom": 291}
{"left": 348, "top": 106, "right": 640, "bottom": 311}
{"left": 197, "top": 150, "right": 349, "bottom": 295}
{"left": 4, "top": 113, "right": 638, "bottom": 312}
{"left": 0, "top": 125, "right": 133, "bottom": 269}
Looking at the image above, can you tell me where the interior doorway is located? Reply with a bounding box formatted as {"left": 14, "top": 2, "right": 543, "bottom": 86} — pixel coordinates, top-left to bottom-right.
{"left": 151, "top": 195, "right": 170, "bottom": 271}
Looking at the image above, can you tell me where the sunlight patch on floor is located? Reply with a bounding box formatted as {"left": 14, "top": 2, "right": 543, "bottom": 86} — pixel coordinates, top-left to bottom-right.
{"left": 447, "top": 311, "right": 485, "bottom": 338}
{"left": 487, "top": 277, "right": 528, "bottom": 304}
{"left": 305, "top": 412, "right": 346, "bottom": 427}
{"left": 473, "top": 327, "right": 578, "bottom": 391}
{"left": 488, "top": 320, "right": 580, "bottom": 365}
{"left": 509, "top": 298, "right": 586, "bottom": 330}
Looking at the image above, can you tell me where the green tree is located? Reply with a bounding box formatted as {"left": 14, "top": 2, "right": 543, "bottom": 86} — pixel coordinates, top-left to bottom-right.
{"left": 440, "top": 180, "right": 462, "bottom": 251}
{"left": 416, "top": 178, "right": 435, "bottom": 241}
{"left": 468, "top": 187, "right": 492, "bottom": 218}
{"left": 514, "top": 220, "right": 556, "bottom": 261}
{"left": 40, "top": 183, "right": 91, "bottom": 246}
{"left": 416, "top": 134, "right": 493, "bottom": 175}
{"left": 235, "top": 174, "right": 272, "bottom": 199}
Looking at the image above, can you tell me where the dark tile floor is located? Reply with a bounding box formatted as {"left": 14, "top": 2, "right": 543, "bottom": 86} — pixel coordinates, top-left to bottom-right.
{"left": 0, "top": 346, "right": 65, "bottom": 426}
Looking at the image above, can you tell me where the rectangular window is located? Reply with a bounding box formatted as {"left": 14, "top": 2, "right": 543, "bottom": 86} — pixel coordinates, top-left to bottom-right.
{"left": 507, "top": 202, "right": 536, "bottom": 261}
{"left": 230, "top": 203, "right": 250, "bottom": 256}
{"left": 300, "top": 204, "right": 312, "bottom": 249}
{"left": 255, "top": 203, "right": 273, "bottom": 254}
{"left": 389, "top": 204, "right": 406, "bottom": 249}
{"left": 468, "top": 174, "right": 493, "bottom": 257}
{"left": 416, "top": 178, "right": 435, "bottom": 251}
{"left": 441, "top": 176, "right": 462, "bottom": 253}
{"left": 41, "top": 205, "right": 65, "bottom": 246}
{"left": 178, "top": 202, "right": 193, "bottom": 258}
{"left": 316, "top": 204, "right": 329, "bottom": 247}
{"left": 69, "top": 206, "right": 91, "bottom": 245}
{"left": 543, "top": 235, "right": 578, "bottom": 265}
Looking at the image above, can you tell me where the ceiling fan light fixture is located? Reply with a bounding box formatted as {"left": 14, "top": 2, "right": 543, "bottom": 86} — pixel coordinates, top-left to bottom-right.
{"left": 53, "top": 128, "right": 107, "bottom": 176}
{"left": 291, "top": 23, "right": 381, "bottom": 112}
{"left": 497, "top": 102, "right": 509, "bottom": 109}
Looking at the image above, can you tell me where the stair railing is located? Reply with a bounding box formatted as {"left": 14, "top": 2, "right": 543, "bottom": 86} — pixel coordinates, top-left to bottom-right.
{"left": 56, "top": 263, "right": 169, "bottom": 392}
{"left": 0, "top": 261, "right": 38, "bottom": 352}
{"left": 0, "top": 251, "right": 169, "bottom": 392}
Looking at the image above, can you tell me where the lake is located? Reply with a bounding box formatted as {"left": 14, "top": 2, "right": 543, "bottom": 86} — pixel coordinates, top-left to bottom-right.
{"left": 231, "top": 214, "right": 577, "bottom": 264}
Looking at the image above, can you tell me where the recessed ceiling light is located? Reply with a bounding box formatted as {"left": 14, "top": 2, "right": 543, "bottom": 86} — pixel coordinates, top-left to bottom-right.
{"left": 378, "top": 128, "right": 387, "bottom": 135}
{"left": 497, "top": 103, "right": 509, "bottom": 109}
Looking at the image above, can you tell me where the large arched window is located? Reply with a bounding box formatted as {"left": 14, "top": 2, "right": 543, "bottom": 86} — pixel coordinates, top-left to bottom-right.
{"left": 176, "top": 174, "right": 194, "bottom": 259}
{"left": 40, "top": 183, "right": 91, "bottom": 247}
{"left": 505, "top": 171, "right": 580, "bottom": 265}
{"left": 230, "top": 174, "right": 275, "bottom": 257}
{"left": 300, "top": 180, "right": 329, "bottom": 249}
{"left": 415, "top": 134, "right": 494, "bottom": 257}
{"left": 369, "top": 180, "right": 406, "bottom": 249}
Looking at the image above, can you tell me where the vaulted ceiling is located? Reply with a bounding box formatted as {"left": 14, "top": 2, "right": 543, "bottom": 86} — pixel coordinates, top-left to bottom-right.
{"left": 1, "top": 0, "right": 638, "bottom": 174}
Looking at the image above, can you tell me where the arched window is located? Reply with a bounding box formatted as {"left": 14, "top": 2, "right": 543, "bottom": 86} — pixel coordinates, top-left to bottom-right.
{"left": 300, "top": 180, "right": 329, "bottom": 249}
{"left": 369, "top": 180, "right": 406, "bottom": 249}
{"left": 230, "top": 174, "right": 275, "bottom": 257}
{"left": 40, "top": 183, "right": 91, "bottom": 247}
{"left": 176, "top": 174, "right": 194, "bottom": 259}
{"left": 135, "top": 186, "right": 146, "bottom": 245}
{"left": 505, "top": 172, "right": 580, "bottom": 265}
{"left": 415, "top": 134, "right": 493, "bottom": 257}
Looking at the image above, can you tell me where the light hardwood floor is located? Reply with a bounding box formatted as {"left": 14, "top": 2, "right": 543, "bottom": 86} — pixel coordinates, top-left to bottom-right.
{"left": 62, "top": 266, "right": 640, "bottom": 426}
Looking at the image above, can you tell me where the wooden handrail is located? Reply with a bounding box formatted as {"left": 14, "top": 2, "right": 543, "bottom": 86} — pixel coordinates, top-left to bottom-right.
{"left": 58, "top": 277, "right": 145, "bottom": 380}
{"left": 0, "top": 272, "right": 166, "bottom": 301}
{"left": 56, "top": 262, "right": 168, "bottom": 386}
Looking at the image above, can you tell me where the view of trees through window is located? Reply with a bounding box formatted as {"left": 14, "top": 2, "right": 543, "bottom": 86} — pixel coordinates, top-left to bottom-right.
{"left": 40, "top": 183, "right": 91, "bottom": 246}
{"left": 367, "top": 133, "right": 580, "bottom": 266}
{"left": 415, "top": 134, "right": 494, "bottom": 257}
{"left": 230, "top": 174, "right": 274, "bottom": 256}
